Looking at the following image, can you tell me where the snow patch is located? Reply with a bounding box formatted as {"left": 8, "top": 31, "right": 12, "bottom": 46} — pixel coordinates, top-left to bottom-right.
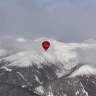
{"left": 17, "top": 72, "right": 27, "bottom": 81}
{"left": 35, "top": 75, "right": 43, "bottom": 84}
{"left": 46, "top": 92, "right": 54, "bottom": 96}
{"left": 1, "top": 66, "right": 12, "bottom": 71}
{"left": 34, "top": 86, "right": 44, "bottom": 95}
{"left": 75, "top": 91, "right": 79, "bottom": 95}
{"left": 22, "top": 85, "right": 27, "bottom": 88}
{"left": 80, "top": 82, "right": 88, "bottom": 96}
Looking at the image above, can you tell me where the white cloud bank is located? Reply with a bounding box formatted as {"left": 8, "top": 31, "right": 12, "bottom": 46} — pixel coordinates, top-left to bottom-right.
{"left": 0, "top": 36, "right": 96, "bottom": 69}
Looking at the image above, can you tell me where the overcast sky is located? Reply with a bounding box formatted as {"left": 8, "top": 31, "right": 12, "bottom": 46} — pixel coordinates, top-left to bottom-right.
{"left": 0, "top": 0, "right": 96, "bottom": 42}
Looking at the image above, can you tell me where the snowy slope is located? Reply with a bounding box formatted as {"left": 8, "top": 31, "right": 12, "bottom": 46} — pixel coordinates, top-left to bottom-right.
{"left": 0, "top": 37, "right": 96, "bottom": 78}
{"left": 70, "top": 65, "right": 96, "bottom": 77}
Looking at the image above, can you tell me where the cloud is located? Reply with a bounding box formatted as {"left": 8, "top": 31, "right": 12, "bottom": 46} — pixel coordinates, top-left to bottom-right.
{"left": 16, "top": 37, "right": 26, "bottom": 42}
{"left": 75, "top": 46, "right": 96, "bottom": 67}
{"left": 0, "top": 0, "right": 96, "bottom": 42}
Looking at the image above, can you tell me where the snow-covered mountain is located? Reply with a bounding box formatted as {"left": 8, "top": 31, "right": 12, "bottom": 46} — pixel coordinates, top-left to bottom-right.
{"left": 0, "top": 37, "right": 96, "bottom": 76}
{"left": 0, "top": 37, "right": 96, "bottom": 96}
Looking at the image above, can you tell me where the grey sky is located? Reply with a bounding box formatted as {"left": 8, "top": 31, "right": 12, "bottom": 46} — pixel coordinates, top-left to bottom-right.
{"left": 0, "top": 0, "right": 96, "bottom": 42}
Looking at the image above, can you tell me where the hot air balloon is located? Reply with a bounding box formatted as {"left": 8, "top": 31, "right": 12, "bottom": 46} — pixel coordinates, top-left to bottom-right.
{"left": 42, "top": 41, "right": 50, "bottom": 51}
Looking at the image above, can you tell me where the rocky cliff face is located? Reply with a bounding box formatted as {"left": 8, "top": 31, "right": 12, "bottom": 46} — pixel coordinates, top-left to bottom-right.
{"left": 34, "top": 65, "right": 96, "bottom": 96}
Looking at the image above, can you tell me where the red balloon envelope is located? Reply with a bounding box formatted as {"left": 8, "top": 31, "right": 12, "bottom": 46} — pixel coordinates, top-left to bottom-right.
{"left": 42, "top": 41, "right": 50, "bottom": 51}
